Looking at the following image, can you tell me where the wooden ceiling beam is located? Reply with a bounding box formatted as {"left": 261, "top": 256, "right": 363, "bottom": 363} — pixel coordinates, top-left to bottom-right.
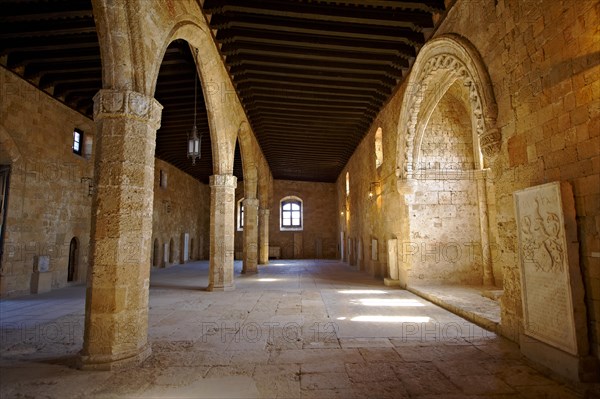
{"left": 205, "top": 1, "right": 434, "bottom": 30}
{"left": 211, "top": 15, "right": 427, "bottom": 44}
{"left": 216, "top": 28, "right": 422, "bottom": 50}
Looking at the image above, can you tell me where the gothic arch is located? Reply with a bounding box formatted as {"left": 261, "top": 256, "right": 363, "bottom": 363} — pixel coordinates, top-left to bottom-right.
{"left": 237, "top": 121, "right": 258, "bottom": 199}
{"left": 0, "top": 126, "right": 21, "bottom": 164}
{"left": 92, "top": 0, "right": 238, "bottom": 175}
{"left": 396, "top": 34, "right": 500, "bottom": 180}
{"left": 152, "top": 19, "right": 243, "bottom": 176}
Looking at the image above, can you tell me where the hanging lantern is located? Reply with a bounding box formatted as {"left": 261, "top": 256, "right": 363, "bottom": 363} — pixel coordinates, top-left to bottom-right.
{"left": 187, "top": 61, "right": 202, "bottom": 165}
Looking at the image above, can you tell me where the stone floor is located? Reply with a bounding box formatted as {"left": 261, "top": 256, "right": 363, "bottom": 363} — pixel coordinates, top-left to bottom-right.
{"left": 0, "top": 260, "right": 598, "bottom": 398}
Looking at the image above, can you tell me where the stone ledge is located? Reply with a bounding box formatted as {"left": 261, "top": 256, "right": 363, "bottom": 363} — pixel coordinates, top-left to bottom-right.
{"left": 406, "top": 284, "right": 501, "bottom": 336}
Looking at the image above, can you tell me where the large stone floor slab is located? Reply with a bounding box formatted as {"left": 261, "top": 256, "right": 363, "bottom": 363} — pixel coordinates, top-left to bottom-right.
{"left": 1, "top": 260, "right": 598, "bottom": 398}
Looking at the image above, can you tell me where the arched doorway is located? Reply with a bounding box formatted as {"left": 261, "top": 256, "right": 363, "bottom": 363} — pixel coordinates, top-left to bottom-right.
{"left": 152, "top": 238, "right": 160, "bottom": 267}
{"left": 68, "top": 237, "right": 79, "bottom": 282}
{"left": 0, "top": 127, "right": 19, "bottom": 278}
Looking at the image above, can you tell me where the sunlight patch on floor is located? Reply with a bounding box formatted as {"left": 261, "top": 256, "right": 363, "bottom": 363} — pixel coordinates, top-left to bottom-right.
{"left": 350, "top": 315, "right": 430, "bottom": 323}
{"left": 351, "top": 298, "right": 425, "bottom": 307}
{"left": 338, "top": 289, "right": 387, "bottom": 294}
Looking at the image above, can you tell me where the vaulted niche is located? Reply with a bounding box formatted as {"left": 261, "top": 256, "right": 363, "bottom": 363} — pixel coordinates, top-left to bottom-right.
{"left": 407, "top": 81, "right": 490, "bottom": 285}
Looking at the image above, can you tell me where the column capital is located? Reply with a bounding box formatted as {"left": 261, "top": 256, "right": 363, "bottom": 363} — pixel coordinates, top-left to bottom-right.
{"left": 480, "top": 127, "right": 502, "bottom": 161}
{"left": 209, "top": 174, "right": 237, "bottom": 188}
{"left": 93, "top": 89, "right": 163, "bottom": 130}
{"left": 259, "top": 208, "right": 270, "bottom": 216}
{"left": 243, "top": 198, "right": 260, "bottom": 208}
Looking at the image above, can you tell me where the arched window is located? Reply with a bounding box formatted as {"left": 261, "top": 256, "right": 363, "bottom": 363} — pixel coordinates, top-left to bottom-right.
{"left": 237, "top": 198, "right": 244, "bottom": 231}
{"left": 280, "top": 196, "right": 303, "bottom": 231}
{"left": 375, "top": 127, "right": 383, "bottom": 169}
{"left": 345, "top": 172, "right": 350, "bottom": 196}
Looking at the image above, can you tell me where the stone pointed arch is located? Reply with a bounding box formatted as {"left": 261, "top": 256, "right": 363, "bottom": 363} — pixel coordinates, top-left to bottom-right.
{"left": 92, "top": 0, "right": 137, "bottom": 92}
{"left": 94, "top": 0, "right": 240, "bottom": 176}
{"left": 257, "top": 163, "right": 272, "bottom": 209}
{"left": 235, "top": 121, "right": 272, "bottom": 208}
{"left": 0, "top": 126, "right": 21, "bottom": 164}
{"left": 151, "top": 19, "right": 235, "bottom": 176}
{"left": 237, "top": 121, "right": 258, "bottom": 199}
{"left": 396, "top": 34, "right": 500, "bottom": 180}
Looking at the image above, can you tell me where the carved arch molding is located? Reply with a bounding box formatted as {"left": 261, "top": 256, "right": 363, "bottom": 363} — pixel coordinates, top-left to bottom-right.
{"left": 396, "top": 34, "right": 501, "bottom": 180}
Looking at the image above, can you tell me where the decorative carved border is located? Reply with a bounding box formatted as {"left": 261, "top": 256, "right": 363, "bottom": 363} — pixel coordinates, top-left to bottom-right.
{"left": 396, "top": 35, "right": 501, "bottom": 181}
{"left": 93, "top": 90, "right": 163, "bottom": 130}
{"left": 209, "top": 174, "right": 237, "bottom": 188}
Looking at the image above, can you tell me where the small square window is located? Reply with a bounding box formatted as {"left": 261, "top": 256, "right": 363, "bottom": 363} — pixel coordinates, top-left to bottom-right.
{"left": 73, "top": 129, "right": 83, "bottom": 156}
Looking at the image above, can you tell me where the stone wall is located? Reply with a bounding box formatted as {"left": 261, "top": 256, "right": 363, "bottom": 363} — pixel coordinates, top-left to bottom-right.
{"left": 262, "top": 180, "right": 338, "bottom": 260}
{"left": 406, "top": 83, "right": 483, "bottom": 284}
{"left": 151, "top": 159, "right": 210, "bottom": 268}
{"left": 419, "top": 83, "right": 475, "bottom": 170}
{"left": 0, "top": 67, "right": 95, "bottom": 296}
{"left": 0, "top": 68, "right": 212, "bottom": 296}
{"left": 337, "top": 0, "right": 599, "bottom": 357}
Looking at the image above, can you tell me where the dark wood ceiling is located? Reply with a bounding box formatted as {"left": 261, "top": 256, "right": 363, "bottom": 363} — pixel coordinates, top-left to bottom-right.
{"left": 1, "top": 0, "right": 446, "bottom": 183}
{"left": 0, "top": 0, "right": 99, "bottom": 116}
{"left": 203, "top": 0, "right": 445, "bottom": 181}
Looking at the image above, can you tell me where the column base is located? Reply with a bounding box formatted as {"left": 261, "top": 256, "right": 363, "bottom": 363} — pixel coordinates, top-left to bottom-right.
{"left": 207, "top": 282, "right": 235, "bottom": 291}
{"left": 384, "top": 278, "right": 404, "bottom": 287}
{"left": 78, "top": 344, "right": 151, "bottom": 371}
{"left": 241, "top": 269, "right": 258, "bottom": 274}
{"left": 520, "top": 334, "right": 599, "bottom": 383}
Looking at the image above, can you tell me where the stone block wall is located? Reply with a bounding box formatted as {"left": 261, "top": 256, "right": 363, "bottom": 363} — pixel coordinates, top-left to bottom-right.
{"left": 405, "top": 83, "right": 484, "bottom": 284}
{"left": 151, "top": 159, "right": 210, "bottom": 267}
{"left": 267, "top": 180, "right": 338, "bottom": 259}
{"left": 419, "top": 84, "right": 475, "bottom": 171}
{"left": 0, "top": 67, "right": 95, "bottom": 296}
{"left": 406, "top": 177, "right": 482, "bottom": 284}
{"left": 0, "top": 68, "right": 212, "bottom": 295}
{"left": 337, "top": 0, "right": 599, "bottom": 357}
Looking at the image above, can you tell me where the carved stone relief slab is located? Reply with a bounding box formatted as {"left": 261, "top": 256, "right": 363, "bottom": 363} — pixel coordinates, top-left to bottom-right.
{"left": 514, "top": 182, "right": 578, "bottom": 355}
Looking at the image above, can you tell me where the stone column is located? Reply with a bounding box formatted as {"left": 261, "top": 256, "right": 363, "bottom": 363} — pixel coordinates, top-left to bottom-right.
{"left": 475, "top": 170, "right": 495, "bottom": 286}
{"left": 258, "top": 208, "right": 270, "bottom": 265}
{"left": 80, "top": 89, "right": 162, "bottom": 370}
{"left": 242, "top": 198, "right": 259, "bottom": 273}
{"left": 208, "top": 174, "right": 237, "bottom": 291}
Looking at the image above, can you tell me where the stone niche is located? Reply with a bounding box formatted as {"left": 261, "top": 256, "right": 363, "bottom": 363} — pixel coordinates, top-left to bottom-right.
{"left": 514, "top": 182, "right": 597, "bottom": 382}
